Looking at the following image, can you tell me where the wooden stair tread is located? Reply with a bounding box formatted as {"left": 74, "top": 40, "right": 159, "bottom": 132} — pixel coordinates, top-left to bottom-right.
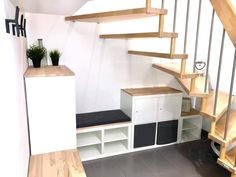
{"left": 28, "top": 149, "right": 87, "bottom": 177}
{"left": 152, "top": 63, "right": 199, "bottom": 79}
{"left": 65, "top": 8, "right": 167, "bottom": 22}
{"left": 217, "top": 146, "right": 236, "bottom": 175}
{"left": 209, "top": 111, "right": 236, "bottom": 146}
{"left": 100, "top": 32, "right": 178, "bottom": 39}
{"left": 176, "top": 76, "right": 209, "bottom": 97}
{"left": 201, "top": 91, "right": 234, "bottom": 121}
{"left": 129, "top": 50, "right": 188, "bottom": 59}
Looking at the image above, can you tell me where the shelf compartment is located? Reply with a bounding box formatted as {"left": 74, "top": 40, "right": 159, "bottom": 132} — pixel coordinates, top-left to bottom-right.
{"left": 104, "top": 140, "right": 128, "bottom": 155}
{"left": 182, "top": 117, "right": 202, "bottom": 131}
{"left": 182, "top": 121, "right": 199, "bottom": 130}
{"left": 78, "top": 144, "right": 102, "bottom": 161}
{"left": 181, "top": 129, "right": 201, "bottom": 143}
{"left": 77, "top": 131, "right": 101, "bottom": 147}
{"left": 104, "top": 127, "right": 128, "bottom": 143}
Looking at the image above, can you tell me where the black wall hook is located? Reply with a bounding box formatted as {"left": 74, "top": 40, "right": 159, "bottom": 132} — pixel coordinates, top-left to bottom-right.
{"left": 5, "top": 6, "right": 27, "bottom": 38}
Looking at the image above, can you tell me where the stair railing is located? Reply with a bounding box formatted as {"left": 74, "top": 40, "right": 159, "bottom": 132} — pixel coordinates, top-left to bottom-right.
{"left": 161, "top": 0, "right": 164, "bottom": 8}
{"left": 213, "top": 29, "right": 226, "bottom": 116}
{"left": 193, "top": 0, "right": 203, "bottom": 72}
{"left": 224, "top": 49, "right": 236, "bottom": 140}
{"left": 204, "top": 9, "right": 215, "bottom": 93}
{"left": 183, "top": 0, "right": 190, "bottom": 55}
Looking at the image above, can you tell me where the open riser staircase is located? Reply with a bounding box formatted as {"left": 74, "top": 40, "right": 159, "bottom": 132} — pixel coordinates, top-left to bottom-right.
{"left": 65, "top": 0, "right": 236, "bottom": 176}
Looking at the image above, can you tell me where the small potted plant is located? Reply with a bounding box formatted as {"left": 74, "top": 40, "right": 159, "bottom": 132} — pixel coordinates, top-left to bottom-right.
{"left": 49, "top": 49, "right": 61, "bottom": 66}
{"left": 26, "top": 44, "right": 46, "bottom": 68}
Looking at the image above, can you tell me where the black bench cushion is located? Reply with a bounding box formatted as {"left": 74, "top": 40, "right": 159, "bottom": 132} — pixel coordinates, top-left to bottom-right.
{"left": 76, "top": 110, "right": 131, "bottom": 128}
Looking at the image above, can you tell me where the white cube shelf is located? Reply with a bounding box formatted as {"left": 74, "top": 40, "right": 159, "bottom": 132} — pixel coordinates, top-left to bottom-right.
{"left": 76, "top": 122, "right": 131, "bottom": 161}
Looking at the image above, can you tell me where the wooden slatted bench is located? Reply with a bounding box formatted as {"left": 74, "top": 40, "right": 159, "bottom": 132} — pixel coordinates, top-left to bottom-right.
{"left": 28, "top": 149, "right": 86, "bottom": 177}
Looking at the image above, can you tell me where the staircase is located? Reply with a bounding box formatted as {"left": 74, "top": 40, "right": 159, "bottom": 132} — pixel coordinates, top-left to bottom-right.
{"left": 65, "top": 0, "right": 236, "bottom": 176}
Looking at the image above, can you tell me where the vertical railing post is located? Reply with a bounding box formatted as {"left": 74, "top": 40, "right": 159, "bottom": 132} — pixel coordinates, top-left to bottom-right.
{"left": 146, "top": 0, "right": 151, "bottom": 13}
{"left": 213, "top": 29, "right": 226, "bottom": 116}
{"left": 183, "top": 0, "right": 190, "bottom": 54}
{"left": 161, "top": 0, "right": 165, "bottom": 8}
{"left": 193, "top": 0, "right": 202, "bottom": 72}
{"left": 173, "top": 0, "right": 178, "bottom": 32}
{"left": 204, "top": 10, "right": 215, "bottom": 93}
{"left": 223, "top": 49, "right": 236, "bottom": 140}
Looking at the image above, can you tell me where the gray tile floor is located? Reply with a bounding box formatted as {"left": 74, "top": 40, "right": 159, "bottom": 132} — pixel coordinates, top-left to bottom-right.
{"left": 83, "top": 137, "right": 230, "bottom": 177}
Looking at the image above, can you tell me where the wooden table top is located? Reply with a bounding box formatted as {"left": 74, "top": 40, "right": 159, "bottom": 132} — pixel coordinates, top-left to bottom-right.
{"left": 122, "top": 87, "right": 182, "bottom": 96}
{"left": 24, "top": 65, "right": 75, "bottom": 78}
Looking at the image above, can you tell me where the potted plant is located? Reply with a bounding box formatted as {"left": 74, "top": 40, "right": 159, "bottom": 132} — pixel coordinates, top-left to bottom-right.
{"left": 49, "top": 49, "right": 61, "bottom": 66}
{"left": 26, "top": 44, "right": 46, "bottom": 68}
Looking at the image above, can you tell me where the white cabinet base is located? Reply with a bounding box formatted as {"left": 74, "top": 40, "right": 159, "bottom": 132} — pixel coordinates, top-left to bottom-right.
{"left": 24, "top": 66, "right": 77, "bottom": 155}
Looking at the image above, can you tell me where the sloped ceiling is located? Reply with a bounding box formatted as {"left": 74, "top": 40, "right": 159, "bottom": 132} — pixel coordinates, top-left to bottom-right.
{"left": 23, "top": 0, "right": 88, "bottom": 15}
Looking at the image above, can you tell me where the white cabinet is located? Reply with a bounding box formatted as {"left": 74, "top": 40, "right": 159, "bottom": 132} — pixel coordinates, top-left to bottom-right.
{"left": 121, "top": 87, "right": 183, "bottom": 149}
{"left": 24, "top": 66, "right": 77, "bottom": 155}
{"left": 121, "top": 87, "right": 183, "bottom": 125}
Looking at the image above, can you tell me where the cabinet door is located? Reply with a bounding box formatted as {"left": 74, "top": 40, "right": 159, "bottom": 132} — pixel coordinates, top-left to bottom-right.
{"left": 134, "top": 123, "right": 156, "bottom": 148}
{"left": 134, "top": 97, "right": 157, "bottom": 125}
{"left": 157, "top": 95, "right": 182, "bottom": 122}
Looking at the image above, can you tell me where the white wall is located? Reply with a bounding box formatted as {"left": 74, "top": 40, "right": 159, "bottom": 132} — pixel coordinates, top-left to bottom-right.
{"left": 26, "top": 12, "right": 163, "bottom": 113}
{"left": 26, "top": 0, "right": 235, "bottom": 115}
{"left": 0, "top": 1, "right": 29, "bottom": 177}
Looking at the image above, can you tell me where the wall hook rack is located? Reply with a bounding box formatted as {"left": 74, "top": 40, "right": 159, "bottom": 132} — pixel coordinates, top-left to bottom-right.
{"left": 5, "top": 6, "right": 27, "bottom": 38}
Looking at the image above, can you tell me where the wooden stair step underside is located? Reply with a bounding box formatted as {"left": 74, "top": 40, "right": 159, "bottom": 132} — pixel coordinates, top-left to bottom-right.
{"left": 200, "top": 91, "right": 234, "bottom": 121}
{"left": 176, "top": 76, "right": 209, "bottom": 97}
{"left": 129, "top": 51, "right": 188, "bottom": 59}
{"left": 217, "top": 146, "right": 236, "bottom": 175}
{"left": 209, "top": 111, "right": 236, "bottom": 146}
{"left": 65, "top": 8, "right": 167, "bottom": 22}
{"left": 100, "top": 32, "right": 178, "bottom": 39}
{"left": 152, "top": 63, "right": 199, "bottom": 79}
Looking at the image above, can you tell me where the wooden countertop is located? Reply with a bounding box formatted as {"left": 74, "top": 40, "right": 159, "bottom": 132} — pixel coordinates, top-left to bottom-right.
{"left": 28, "top": 149, "right": 86, "bottom": 177}
{"left": 122, "top": 87, "right": 182, "bottom": 96}
{"left": 24, "top": 65, "right": 75, "bottom": 78}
